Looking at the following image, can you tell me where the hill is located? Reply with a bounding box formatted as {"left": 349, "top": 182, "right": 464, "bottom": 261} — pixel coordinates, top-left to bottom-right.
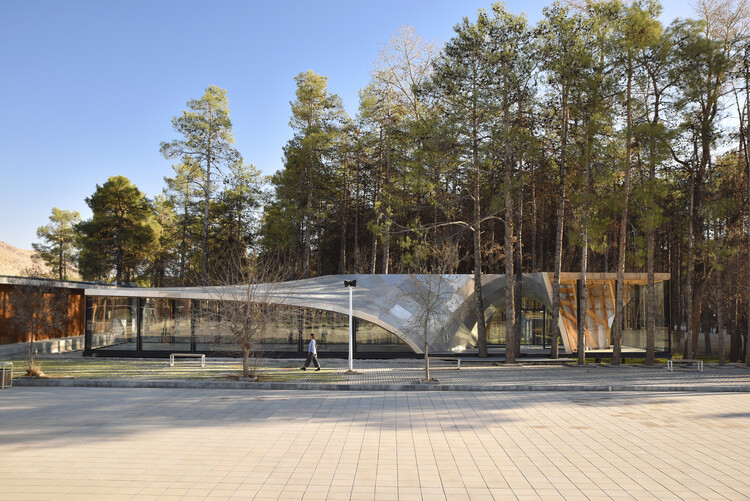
{"left": 0, "top": 240, "right": 52, "bottom": 277}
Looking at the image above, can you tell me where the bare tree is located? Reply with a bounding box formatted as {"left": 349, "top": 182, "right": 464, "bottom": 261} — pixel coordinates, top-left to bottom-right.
{"left": 8, "top": 279, "right": 70, "bottom": 376}
{"left": 373, "top": 25, "right": 440, "bottom": 121}
{"left": 395, "top": 241, "right": 460, "bottom": 382}
{"left": 371, "top": 26, "right": 440, "bottom": 274}
{"left": 207, "top": 253, "right": 286, "bottom": 379}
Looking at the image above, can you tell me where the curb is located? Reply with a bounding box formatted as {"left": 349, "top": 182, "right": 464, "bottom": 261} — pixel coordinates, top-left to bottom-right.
{"left": 11, "top": 378, "right": 750, "bottom": 393}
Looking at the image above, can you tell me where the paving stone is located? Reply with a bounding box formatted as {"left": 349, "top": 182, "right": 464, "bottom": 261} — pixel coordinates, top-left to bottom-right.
{"left": 1, "top": 387, "right": 749, "bottom": 499}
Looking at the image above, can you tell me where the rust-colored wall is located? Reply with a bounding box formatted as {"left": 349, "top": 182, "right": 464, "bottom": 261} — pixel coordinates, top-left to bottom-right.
{"left": 0, "top": 284, "right": 84, "bottom": 345}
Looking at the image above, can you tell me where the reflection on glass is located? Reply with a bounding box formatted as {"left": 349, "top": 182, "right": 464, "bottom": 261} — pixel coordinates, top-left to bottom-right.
{"left": 260, "top": 305, "right": 301, "bottom": 353}
{"left": 87, "top": 297, "right": 138, "bottom": 350}
{"left": 356, "top": 318, "right": 409, "bottom": 352}
{"left": 622, "top": 281, "right": 668, "bottom": 351}
{"left": 141, "top": 298, "right": 191, "bottom": 351}
{"left": 486, "top": 298, "right": 548, "bottom": 347}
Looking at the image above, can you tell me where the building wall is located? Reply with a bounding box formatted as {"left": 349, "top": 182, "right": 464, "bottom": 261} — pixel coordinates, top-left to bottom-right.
{"left": 0, "top": 283, "right": 85, "bottom": 345}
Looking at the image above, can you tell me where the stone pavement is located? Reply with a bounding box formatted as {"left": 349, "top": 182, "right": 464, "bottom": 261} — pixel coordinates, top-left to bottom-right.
{"left": 1, "top": 387, "right": 750, "bottom": 500}
{"left": 7, "top": 355, "right": 750, "bottom": 392}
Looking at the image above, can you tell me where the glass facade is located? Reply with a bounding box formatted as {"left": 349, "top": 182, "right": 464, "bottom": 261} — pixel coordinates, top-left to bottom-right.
{"left": 84, "top": 275, "right": 670, "bottom": 357}
{"left": 622, "top": 281, "right": 669, "bottom": 352}
{"left": 87, "top": 297, "right": 138, "bottom": 351}
{"left": 486, "top": 298, "right": 550, "bottom": 347}
{"left": 141, "top": 298, "right": 191, "bottom": 352}
{"left": 557, "top": 278, "right": 670, "bottom": 353}
{"left": 86, "top": 297, "right": 410, "bottom": 356}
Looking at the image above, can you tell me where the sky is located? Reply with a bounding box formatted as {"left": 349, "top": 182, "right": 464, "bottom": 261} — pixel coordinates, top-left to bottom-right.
{"left": 0, "top": 0, "right": 696, "bottom": 250}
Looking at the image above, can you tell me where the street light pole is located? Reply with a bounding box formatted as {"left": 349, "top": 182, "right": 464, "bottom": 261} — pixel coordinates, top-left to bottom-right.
{"left": 343, "top": 280, "right": 361, "bottom": 374}
{"left": 348, "top": 284, "right": 353, "bottom": 371}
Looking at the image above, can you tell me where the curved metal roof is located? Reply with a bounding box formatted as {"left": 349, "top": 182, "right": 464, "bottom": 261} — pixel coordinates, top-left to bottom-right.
{"left": 84, "top": 273, "right": 566, "bottom": 354}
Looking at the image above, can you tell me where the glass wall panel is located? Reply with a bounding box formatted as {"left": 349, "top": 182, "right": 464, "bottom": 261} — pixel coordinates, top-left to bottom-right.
{"left": 356, "top": 318, "right": 410, "bottom": 352}
{"left": 310, "top": 309, "right": 349, "bottom": 352}
{"left": 257, "top": 306, "right": 411, "bottom": 354}
{"left": 557, "top": 278, "right": 669, "bottom": 353}
{"left": 87, "top": 297, "right": 138, "bottom": 351}
{"left": 486, "top": 298, "right": 548, "bottom": 347}
{"left": 260, "top": 305, "right": 302, "bottom": 353}
{"left": 193, "top": 300, "right": 237, "bottom": 352}
{"left": 487, "top": 309, "right": 506, "bottom": 345}
{"left": 622, "top": 281, "right": 668, "bottom": 351}
{"left": 141, "top": 298, "right": 191, "bottom": 351}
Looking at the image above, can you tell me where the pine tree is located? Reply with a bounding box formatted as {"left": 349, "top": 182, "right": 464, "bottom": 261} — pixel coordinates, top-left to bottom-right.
{"left": 77, "top": 176, "right": 156, "bottom": 284}
{"left": 161, "top": 86, "right": 240, "bottom": 285}
{"left": 32, "top": 207, "right": 81, "bottom": 281}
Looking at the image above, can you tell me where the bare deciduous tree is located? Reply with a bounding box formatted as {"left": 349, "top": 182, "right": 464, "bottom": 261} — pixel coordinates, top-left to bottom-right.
{"left": 208, "top": 253, "right": 287, "bottom": 379}
{"left": 8, "top": 279, "right": 70, "bottom": 376}
{"left": 395, "top": 241, "right": 460, "bottom": 382}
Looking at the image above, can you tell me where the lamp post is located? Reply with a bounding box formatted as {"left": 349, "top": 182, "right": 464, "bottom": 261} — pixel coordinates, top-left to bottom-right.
{"left": 343, "top": 280, "right": 361, "bottom": 374}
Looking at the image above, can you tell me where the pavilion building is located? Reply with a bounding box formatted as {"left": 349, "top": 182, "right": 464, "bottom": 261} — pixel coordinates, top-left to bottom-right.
{"left": 0, "top": 273, "right": 671, "bottom": 359}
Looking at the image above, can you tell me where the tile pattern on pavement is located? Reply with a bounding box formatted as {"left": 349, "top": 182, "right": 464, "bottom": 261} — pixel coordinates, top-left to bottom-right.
{"left": 1, "top": 387, "right": 750, "bottom": 500}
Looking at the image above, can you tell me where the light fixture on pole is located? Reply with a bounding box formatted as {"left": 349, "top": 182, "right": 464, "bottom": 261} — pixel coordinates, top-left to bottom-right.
{"left": 343, "top": 280, "right": 361, "bottom": 375}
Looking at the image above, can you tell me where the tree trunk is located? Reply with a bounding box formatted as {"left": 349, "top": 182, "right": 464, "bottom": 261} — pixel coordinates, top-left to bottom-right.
{"left": 531, "top": 159, "right": 538, "bottom": 272}
{"left": 354, "top": 153, "right": 361, "bottom": 272}
{"left": 116, "top": 228, "right": 123, "bottom": 285}
{"left": 716, "top": 268, "right": 725, "bottom": 366}
{"left": 424, "top": 318, "right": 430, "bottom": 381}
{"left": 550, "top": 88, "right": 568, "bottom": 360}
{"left": 381, "top": 122, "right": 392, "bottom": 274}
{"left": 179, "top": 188, "right": 189, "bottom": 285}
{"left": 579, "top": 129, "right": 590, "bottom": 366}
{"left": 729, "top": 255, "right": 739, "bottom": 362}
{"left": 302, "top": 173, "right": 313, "bottom": 278}
{"left": 686, "top": 169, "right": 695, "bottom": 360}
{"left": 645, "top": 82, "right": 660, "bottom": 367}
{"left": 339, "top": 164, "right": 348, "bottom": 274}
{"left": 371, "top": 128, "right": 384, "bottom": 275}
{"left": 57, "top": 232, "right": 64, "bottom": 281}
{"left": 646, "top": 226, "right": 656, "bottom": 365}
{"left": 514, "top": 170, "right": 523, "bottom": 359}
{"left": 746, "top": 63, "right": 750, "bottom": 366}
{"left": 473, "top": 105, "right": 488, "bottom": 358}
{"left": 201, "top": 146, "right": 212, "bottom": 286}
{"left": 613, "top": 61, "right": 634, "bottom": 366}
{"left": 503, "top": 98, "right": 516, "bottom": 363}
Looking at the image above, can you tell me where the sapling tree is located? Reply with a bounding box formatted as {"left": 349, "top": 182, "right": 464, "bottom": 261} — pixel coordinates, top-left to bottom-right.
{"left": 395, "top": 240, "right": 461, "bottom": 382}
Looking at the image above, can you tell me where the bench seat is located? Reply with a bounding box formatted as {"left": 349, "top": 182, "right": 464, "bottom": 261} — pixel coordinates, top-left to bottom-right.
{"left": 428, "top": 357, "right": 461, "bottom": 369}
{"left": 169, "top": 353, "right": 206, "bottom": 367}
{"left": 667, "top": 359, "right": 703, "bottom": 372}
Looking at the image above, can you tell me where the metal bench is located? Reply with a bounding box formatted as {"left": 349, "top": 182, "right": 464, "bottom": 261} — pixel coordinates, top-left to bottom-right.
{"left": 428, "top": 357, "right": 461, "bottom": 369}
{"left": 1, "top": 362, "right": 12, "bottom": 389}
{"left": 667, "top": 359, "right": 703, "bottom": 372}
{"left": 169, "top": 353, "right": 205, "bottom": 367}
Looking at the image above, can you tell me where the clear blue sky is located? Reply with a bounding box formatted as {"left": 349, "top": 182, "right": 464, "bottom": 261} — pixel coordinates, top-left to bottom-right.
{"left": 0, "top": 0, "right": 694, "bottom": 250}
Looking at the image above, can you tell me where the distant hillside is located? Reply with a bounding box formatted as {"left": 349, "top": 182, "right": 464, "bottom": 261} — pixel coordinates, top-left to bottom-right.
{"left": 0, "top": 240, "right": 52, "bottom": 277}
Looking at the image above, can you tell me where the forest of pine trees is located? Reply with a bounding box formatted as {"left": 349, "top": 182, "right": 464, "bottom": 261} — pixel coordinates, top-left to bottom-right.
{"left": 30, "top": 1, "right": 750, "bottom": 362}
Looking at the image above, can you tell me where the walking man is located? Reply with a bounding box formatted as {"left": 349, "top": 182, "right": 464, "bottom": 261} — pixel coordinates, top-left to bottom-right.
{"left": 301, "top": 333, "right": 320, "bottom": 371}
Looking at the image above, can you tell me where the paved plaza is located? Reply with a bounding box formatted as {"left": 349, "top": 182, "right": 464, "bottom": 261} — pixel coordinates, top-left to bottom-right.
{"left": 2, "top": 387, "right": 750, "bottom": 500}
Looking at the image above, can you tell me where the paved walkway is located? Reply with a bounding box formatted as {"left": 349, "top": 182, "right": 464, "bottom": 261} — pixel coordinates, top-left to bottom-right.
{"left": 1, "top": 387, "right": 750, "bottom": 500}
{"left": 6, "top": 355, "right": 750, "bottom": 392}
